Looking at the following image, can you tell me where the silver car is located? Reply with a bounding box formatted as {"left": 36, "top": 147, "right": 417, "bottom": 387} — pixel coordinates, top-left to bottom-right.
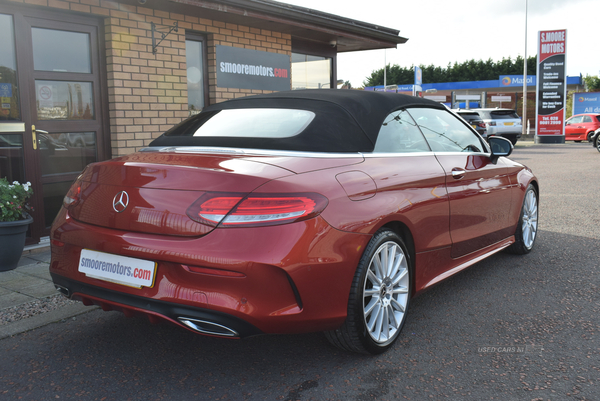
{"left": 472, "top": 108, "right": 522, "bottom": 145}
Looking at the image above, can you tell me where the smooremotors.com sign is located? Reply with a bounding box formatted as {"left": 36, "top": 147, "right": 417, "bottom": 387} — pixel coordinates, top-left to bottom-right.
{"left": 216, "top": 45, "right": 291, "bottom": 91}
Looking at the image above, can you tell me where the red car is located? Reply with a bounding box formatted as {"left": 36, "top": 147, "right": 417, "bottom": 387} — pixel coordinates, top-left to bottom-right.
{"left": 565, "top": 113, "right": 600, "bottom": 142}
{"left": 50, "top": 90, "right": 538, "bottom": 354}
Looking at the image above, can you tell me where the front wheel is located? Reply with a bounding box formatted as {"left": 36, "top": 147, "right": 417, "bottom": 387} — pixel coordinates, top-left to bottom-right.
{"left": 325, "top": 230, "right": 412, "bottom": 354}
{"left": 506, "top": 184, "right": 538, "bottom": 254}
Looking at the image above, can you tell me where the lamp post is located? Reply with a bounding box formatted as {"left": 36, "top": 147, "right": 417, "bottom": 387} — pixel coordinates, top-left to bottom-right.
{"left": 522, "top": 0, "right": 528, "bottom": 138}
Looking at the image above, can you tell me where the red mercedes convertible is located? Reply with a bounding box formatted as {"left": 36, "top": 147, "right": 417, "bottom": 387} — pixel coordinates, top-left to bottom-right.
{"left": 50, "top": 90, "right": 538, "bottom": 354}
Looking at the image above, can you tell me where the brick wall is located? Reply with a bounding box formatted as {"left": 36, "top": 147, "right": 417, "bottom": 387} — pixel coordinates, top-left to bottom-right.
{"left": 9, "top": 0, "right": 292, "bottom": 157}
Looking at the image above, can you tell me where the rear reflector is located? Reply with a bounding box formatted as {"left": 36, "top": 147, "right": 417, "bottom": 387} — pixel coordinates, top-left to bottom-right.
{"left": 187, "top": 192, "right": 328, "bottom": 227}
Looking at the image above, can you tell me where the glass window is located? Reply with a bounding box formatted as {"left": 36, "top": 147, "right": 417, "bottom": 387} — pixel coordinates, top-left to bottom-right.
{"left": 0, "top": 14, "right": 20, "bottom": 121}
{"left": 374, "top": 110, "right": 430, "bottom": 153}
{"left": 35, "top": 81, "right": 94, "bottom": 120}
{"left": 165, "top": 109, "right": 315, "bottom": 138}
{"left": 291, "top": 53, "right": 332, "bottom": 90}
{"left": 32, "top": 28, "right": 91, "bottom": 73}
{"left": 582, "top": 116, "right": 592, "bottom": 123}
{"left": 408, "top": 108, "right": 486, "bottom": 153}
{"left": 39, "top": 131, "right": 96, "bottom": 176}
{"left": 185, "top": 38, "right": 205, "bottom": 115}
{"left": 0, "top": 134, "right": 24, "bottom": 182}
{"left": 567, "top": 116, "right": 582, "bottom": 124}
{"left": 490, "top": 110, "right": 519, "bottom": 119}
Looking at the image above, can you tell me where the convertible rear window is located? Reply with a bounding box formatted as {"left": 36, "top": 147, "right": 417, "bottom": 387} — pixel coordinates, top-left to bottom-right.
{"left": 165, "top": 108, "right": 315, "bottom": 139}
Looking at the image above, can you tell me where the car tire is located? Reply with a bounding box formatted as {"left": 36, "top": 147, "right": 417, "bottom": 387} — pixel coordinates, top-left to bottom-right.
{"left": 595, "top": 135, "right": 600, "bottom": 153}
{"left": 587, "top": 131, "right": 595, "bottom": 142}
{"left": 325, "top": 229, "right": 411, "bottom": 354}
{"left": 506, "top": 184, "right": 538, "bottom": 255}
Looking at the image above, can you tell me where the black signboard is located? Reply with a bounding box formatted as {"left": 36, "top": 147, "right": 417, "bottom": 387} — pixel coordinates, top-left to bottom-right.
{"left": 535, "top": 30, "right": 567, "bottom": 142}
{"left": 216, "top": 45, "right": 291, "bottom": 91}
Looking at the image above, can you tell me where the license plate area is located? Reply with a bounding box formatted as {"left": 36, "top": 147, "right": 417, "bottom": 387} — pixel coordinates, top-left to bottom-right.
{"left": 78, "top": 249, "right": 157, "bottom": 288}
{"left": 504, "top": 122, "right": 514, "bottom": 126}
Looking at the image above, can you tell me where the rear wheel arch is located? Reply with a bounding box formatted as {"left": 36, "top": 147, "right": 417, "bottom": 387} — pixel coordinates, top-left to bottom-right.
{"left": 371, "top": 221, "right": 418, "bottom": 307}
{"left": 380, "top": 222, "right": 416, "bottom": 281}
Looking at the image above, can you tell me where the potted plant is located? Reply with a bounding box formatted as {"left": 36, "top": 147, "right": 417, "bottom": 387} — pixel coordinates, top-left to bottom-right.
{"left": 0, "top": 178, "right": 34, "bottom": 271}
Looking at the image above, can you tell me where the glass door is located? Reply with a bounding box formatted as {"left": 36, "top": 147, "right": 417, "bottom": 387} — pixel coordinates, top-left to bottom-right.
{"left": 0, "top": 13, "right": 25, "bottom": 184}
{"left": 26, "top": 18, "right": 104, "bottom": 230}
{"left": 0, "top": 5, "right": 107, "bottom": 242}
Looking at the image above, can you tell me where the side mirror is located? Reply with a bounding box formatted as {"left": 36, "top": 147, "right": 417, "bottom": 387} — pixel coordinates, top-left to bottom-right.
{"left": 488, "top": 136, "right": 513, "bottom": 164}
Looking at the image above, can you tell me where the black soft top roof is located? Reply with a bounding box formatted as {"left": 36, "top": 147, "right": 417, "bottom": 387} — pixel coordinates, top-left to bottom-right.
{"left": 149, "top": 89, "right": 445, "bottom": 152}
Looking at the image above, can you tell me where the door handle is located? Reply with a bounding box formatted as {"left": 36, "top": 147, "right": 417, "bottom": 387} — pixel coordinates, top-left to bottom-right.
{"left": 31, "top": 125, "right": 49, "bottom": 150}
{"left": 451, "top": 168, "right": 466, "bottom": 179}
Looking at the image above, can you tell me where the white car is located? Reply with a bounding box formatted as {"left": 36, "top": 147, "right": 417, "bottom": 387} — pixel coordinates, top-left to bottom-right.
{"left": 472, "top": 108, "right": 522, "bottom": 145}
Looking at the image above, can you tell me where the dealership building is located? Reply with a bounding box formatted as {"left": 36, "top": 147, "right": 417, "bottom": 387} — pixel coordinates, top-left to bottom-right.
{"left": 0, "top": 0, "right": 406, "bottom": 243}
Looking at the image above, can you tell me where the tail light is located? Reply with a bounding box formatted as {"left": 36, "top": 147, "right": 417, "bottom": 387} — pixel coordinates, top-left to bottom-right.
{"left": 187, "top": 192, "right": 328, "bottom": 227}
{"left": 477, "top": 122, "right": 486, "bottom": 129}
{"left": 487, "top": 122, "right": 496, "bottom": 127}
{"left": 63, "top": 182, "right": 82, "bottom": 209}
{"left": 63, "top": 168, "right": 89, "bottom": 209}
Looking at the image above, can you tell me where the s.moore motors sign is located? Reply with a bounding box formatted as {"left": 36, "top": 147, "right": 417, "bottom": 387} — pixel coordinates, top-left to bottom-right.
{"left": 216, "top": 45, "right": 291, "bottom": 91}
{"left": 535, "top": 29, "right": 567, "bottom": 143}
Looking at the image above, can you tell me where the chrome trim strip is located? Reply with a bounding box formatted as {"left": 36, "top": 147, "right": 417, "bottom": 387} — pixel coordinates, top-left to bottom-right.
{"left": 0, "top": 122, "right": 26, "bottom": 132}
{"left": 140, "top": 146, "right": 365, "bottom": 159}
{"left": 140, "top": 146, "right": 492, "bottom": 159}
{"left": 362, "top": 151, "right": 434, "bottom": 157}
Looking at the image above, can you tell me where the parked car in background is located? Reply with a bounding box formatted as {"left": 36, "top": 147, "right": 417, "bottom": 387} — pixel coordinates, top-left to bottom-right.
{"left": 50, "top": 90, "right": 538, "bottom": 355}
{"left": 565, "top": 113, "right": 600, "bottom": 142}
{"left": 452, "top": 109, "right": 488, "bottom": 139}
{"left": 591, "top": 128, "right": 600, "bottom": 152}
{"left": 472, "top": 108, "right": 522, "bottom": 145}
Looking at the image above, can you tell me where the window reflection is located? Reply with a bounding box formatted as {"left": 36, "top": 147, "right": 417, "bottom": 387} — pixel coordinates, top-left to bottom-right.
{"left": 39, "top": 132, "right": 96, "bottom": 177}
{"left": 43, "top": 181, "right": 72, "bottom": 228}
{"left": 291, "top": 53, "right": 332, "bottom": 90}
{"left": 0, "top": 134, "right": 24, "bottom": 182}
{"left": 35, "top": 81, "right": 94, "bottom": 120}
{"left": 0, "top": 14, "right": 20, "bottom": 121}
{"left": 32, "top": 28, "right": 91, "bottom": 73}
{"left": 185, "top": 39, "right": 205, "bottom": 115}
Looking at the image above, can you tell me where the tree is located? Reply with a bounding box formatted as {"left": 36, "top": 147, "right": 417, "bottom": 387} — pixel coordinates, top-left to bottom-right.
{"left": 583, "top": 75, "right": 600, "bottom": 92}
{"left": 363, "top": 56, "right": 537, "bottom": 87}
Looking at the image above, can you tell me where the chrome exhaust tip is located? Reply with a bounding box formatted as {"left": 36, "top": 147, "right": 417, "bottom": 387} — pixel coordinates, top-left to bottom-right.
{"left": 54, "top": 284, "right": 70, "bottom": 297}
{"left": 177, "top": 317, "right": 239, "bottom": 337}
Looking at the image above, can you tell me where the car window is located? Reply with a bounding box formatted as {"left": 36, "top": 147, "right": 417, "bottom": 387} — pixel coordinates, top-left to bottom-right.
{"left": 568, "top": 116, "right": 582, "bottom": 124}
{"left": 457, "top": 112, "right": 479, "bottom": 122}
{"left": 582, "top": 116, "right": 592, "bottom": 123}
{"left": 490, "top": 110, "right": 519, "bottom": 119}
{"left": 408, "top": 108, "right": 486, "bottom": 153}
{"left": 595, "top": 116, "right": 600, "bottom": 122}
{"left": 373, "top": 109, "right": 430, "bottom": 153}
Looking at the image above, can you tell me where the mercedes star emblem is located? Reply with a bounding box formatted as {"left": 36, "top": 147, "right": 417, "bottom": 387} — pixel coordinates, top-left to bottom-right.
{"left": 112, "top": 191, "right": 130, "bottom": 213}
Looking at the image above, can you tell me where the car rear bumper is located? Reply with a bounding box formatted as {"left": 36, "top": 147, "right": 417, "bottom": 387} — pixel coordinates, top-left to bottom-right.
{"left": 51, "top": 273, "right": 263, "bottom": 338}
{"left": 50, "top": 207, "right": 370, "bottom": 335}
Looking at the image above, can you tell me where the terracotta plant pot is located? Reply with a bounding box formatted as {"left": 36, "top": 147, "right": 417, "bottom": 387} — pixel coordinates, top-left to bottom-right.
{"left": 0, "top": 215, "right": 33, "bottom": 272}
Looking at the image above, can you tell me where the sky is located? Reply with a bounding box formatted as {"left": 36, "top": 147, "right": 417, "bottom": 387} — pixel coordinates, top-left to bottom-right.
{"left": 284, "top": 0, "right": 599, "bottom": 88}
